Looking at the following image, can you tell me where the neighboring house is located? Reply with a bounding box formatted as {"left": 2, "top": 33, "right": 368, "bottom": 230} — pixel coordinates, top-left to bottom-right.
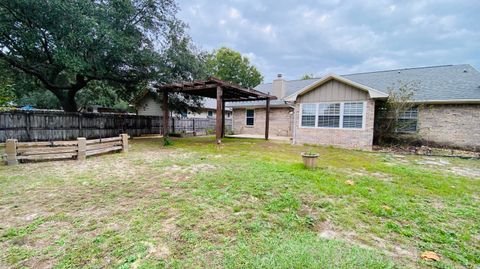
{"left": 229, "top": 64, "right": 480, "bottom": 150}
{"left": 133, "top": 91, "right": 232, "bottom": 119}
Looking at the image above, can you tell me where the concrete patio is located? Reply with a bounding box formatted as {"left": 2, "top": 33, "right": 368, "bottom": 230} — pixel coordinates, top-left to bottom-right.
{"left": 226, "top": 134, "right": 291, "bottom": 142}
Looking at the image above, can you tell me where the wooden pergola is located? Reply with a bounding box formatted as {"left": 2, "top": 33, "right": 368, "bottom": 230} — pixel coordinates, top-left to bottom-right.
{"left": 155, "top": 77, "right": 277, "bottom": 144}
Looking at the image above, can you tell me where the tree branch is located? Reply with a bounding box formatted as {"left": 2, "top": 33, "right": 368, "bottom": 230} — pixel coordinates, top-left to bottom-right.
{"left": 0, "top": 52, "right": 64, "bottom": 93}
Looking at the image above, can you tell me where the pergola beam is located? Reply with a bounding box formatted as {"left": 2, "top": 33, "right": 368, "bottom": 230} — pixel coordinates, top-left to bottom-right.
{"left": 154, "top": 77, "right": 277, "bottom": 144}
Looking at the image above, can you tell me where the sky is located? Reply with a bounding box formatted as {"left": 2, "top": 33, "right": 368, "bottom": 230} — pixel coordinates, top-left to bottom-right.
{"left": 177, "top": 0, "right": 480, "bottom": 82}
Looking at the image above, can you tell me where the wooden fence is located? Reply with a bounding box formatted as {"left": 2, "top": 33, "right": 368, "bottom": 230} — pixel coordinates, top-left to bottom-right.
{"left": 0, "top": 110, "right": 232, "bottom": 142}
{"left": 4, "top": 134, "right": 128, "bottom": 165}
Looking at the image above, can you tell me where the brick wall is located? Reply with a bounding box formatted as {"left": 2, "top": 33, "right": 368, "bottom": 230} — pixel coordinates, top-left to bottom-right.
{"left": 418, "top": 104, "right": 480, "bottom": 150}
{"left": 233, "top": 107, "right": 293, "bottom": 137}
{"left": 294, "top": 99, "right": 376, "bottom": 150}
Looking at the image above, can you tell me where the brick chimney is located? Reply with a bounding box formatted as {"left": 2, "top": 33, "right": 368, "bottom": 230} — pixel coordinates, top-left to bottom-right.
{"left": 272, "top": 73, "right": 286, "bottom": 99}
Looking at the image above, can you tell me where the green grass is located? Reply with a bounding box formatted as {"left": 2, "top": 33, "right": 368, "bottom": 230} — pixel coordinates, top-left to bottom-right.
{"left": 0, "top": 137, "right": 479, "bottom": 268}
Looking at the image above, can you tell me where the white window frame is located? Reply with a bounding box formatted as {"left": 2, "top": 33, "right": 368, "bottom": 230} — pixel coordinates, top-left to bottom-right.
{"left": 396, "top": 106, "right": 418, "bottom": 133}
{"left": 300, "top": 103, "right": 317, "bottom": 128}
{"left": 299, "top": 101, "right": 367, "bottom": 130}
{"left": 245, "top": 109, "right": 255, "bottom": 126}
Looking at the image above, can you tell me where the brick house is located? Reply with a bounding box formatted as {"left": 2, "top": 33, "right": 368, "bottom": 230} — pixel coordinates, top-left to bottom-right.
{"left": 229, "top": 64, "right": 480, "bottom": 150}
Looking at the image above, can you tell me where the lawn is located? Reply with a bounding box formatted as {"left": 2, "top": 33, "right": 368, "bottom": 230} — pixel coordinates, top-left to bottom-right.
{"left": 0, "top": 137, "right": 479, "bottom": 268}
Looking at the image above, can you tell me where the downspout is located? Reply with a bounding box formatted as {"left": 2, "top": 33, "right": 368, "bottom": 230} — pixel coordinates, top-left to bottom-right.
{"left": 288, "top": 102, "right": 296, "bottom": 145}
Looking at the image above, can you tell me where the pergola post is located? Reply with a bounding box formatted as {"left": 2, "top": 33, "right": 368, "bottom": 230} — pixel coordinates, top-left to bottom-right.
{"left": 265, "top": 97, "right": 270, "bottom": 140}
{"left": 221, "top": 99, "right": 226, "bottom": 138}
{"left": 162, "top": 90, "right": 169, "bottom": 138}
{"left": 216, "top": 86, "right": 223, "bottom": 144}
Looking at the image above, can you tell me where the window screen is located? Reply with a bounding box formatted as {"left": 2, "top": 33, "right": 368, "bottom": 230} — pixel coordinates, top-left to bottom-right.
{"left": 397, "top": 107, "right": 418, "bottom": 132}
{"left": 301, "top": 104, "right": 316, "bottom": 127}
{"left": 343, "top": 102, "right": 363, "bottom": 128}
{"left": 246, "top": 109, "right": 254, "bottom": 126}
{"left": 318, "top": 103, "right": 340, "bottom": 127}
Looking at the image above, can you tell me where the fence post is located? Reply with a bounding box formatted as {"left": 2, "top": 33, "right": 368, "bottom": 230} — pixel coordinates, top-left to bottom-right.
{"left": 171, "top": 117, "right": 175, "bottom": 134}
{"left": 77, "top": 137, "right": 86, "bottom": 161}
{"left": 192, "top": 118, "right": 196, "bottom": 136}
{"left": 5, "top": 139, "right": 18, "bottom": 165}
{"left": 121, "top": 133, "right": 128, "bottom": 153}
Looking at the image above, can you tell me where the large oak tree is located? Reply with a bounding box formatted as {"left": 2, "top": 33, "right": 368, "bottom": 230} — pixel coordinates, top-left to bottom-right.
{"left": 0, "top": 0, "right": 186, "bottom": 112}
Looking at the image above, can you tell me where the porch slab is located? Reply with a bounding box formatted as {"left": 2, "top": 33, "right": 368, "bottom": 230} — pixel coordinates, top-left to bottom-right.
{"left": 227, "top": 134, "right": 292, "bottom": 142}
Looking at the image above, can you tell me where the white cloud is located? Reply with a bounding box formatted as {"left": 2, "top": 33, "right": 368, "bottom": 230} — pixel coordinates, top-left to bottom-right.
{"left": 228, "top": 7, "right": 240, "bottom": 19}
{"left": 178, "top": 0, "right": 480, "bottom": 81}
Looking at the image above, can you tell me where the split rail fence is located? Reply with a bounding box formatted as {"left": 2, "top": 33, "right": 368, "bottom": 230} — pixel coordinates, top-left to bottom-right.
{"left": 4, "top": 134, "right": 128, "bottom": 165}
{"left": 0, "top": 110, "right": 232, "bottom": 143}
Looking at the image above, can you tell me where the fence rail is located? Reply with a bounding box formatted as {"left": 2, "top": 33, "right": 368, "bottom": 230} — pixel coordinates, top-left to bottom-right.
{"left": 4, "top": 134, "right": 129, "bottom": 165}
{"left": 0, "top": 110, "right": 232, "bottom": 142}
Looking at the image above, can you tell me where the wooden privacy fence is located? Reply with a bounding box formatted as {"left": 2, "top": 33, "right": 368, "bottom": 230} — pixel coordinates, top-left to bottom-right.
{"left": 0, "top": 110, "right": 232, "bottom": 142}
{"left": 4, "top": 134, "right": 128, "bottom": 165}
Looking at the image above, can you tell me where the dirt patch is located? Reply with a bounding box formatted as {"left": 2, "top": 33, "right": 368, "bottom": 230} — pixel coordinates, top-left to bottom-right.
{"left": 414, "top": 158, "right": 480, "bottom": 178}
{"left": 374, "top": 145, "right": 480, "bottom": 159}
{"left": 341, "top": 168, "right": 394, "bottom": 182}
{"left": 161, "top": 164, "right": 216, "bottom": 181}
{"left": 315, "top": 220, "right": 417, "bottom": 263}
{"left": 417, "top": 158, "right": 451, "bottom": 166}
{"left": 448, "top": 167, "right": 480, "bottom": 178}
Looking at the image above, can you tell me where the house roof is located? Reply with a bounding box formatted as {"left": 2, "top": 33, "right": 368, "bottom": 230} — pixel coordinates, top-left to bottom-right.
{"left": 343, "top": 64, "right": 480, "bottom": 103}
{"left": 229, "top": 64, "right": 480, "bottom": 107}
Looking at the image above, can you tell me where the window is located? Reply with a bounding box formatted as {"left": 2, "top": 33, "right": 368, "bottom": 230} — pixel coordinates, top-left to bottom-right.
{"left": 342, "top": 102, "right": 363, "bottom": 128}
{"left": 207, "top": 111, "right": 213, "bottom": 117}
{"left": 300, "top": 101, "right": 366, "bottom": 129}
{"left": 301, "top": 104, "right": 316, "bottom": 127}
{"left": 397, "top": 107, "right": 418, "bottom": 132}
{"left": 246, "top": 109, "right": 254, "bottom": 126}
{"left": 318, "top": 103, "right": 340, "bottom": 128}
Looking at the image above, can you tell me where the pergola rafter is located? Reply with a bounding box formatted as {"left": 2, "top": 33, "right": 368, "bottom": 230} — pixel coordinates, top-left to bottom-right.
{"left": 154, "top": 77, "right": 277, "bottom": 144}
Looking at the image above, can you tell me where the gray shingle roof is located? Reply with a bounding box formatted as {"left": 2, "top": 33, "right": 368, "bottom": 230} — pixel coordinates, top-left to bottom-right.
{"left": 228, "top": 79, "right": 319, "bottom": 107}
{"left": 229, "top": 64, "right": 480, "bottom": 107}
{"left": 343, "top": 64, "right": 480, "bottom": 101}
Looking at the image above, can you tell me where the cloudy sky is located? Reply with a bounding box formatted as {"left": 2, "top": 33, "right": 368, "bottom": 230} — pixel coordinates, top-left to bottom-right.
{"left": 177, "top": 0, "right": 480, "bottom": 82}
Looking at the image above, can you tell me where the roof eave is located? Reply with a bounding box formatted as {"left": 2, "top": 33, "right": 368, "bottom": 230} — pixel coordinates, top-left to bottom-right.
{"left": 411, "top": 99, "right": 480, "bottom": 105}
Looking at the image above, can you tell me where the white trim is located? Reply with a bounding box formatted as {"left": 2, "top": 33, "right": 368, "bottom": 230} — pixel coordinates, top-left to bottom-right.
{"left": 285, "top": 74, "right": 389, "bottom": 102}
{"left": 299, "top": 103, "right": 317, "bottom": 128}
{"left": 362, "top": 101, "right": 367, "bottom": 129}
{"left": 339, "top": 103, "right": 344, "bottom": 128}
{"left": 299, "top": 101, "right": 367, "bottom": 130}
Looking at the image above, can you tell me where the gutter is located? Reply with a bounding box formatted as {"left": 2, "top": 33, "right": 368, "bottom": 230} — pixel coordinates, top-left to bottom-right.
{"left": 288, "top": 103, "right": 296, "bottom": 145}
{"left": 410, "top": 99, "right": 480, "bottom": 105}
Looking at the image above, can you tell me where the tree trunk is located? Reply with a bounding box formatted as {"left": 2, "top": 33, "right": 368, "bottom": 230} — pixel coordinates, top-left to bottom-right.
{"left": 60, "top": 94, "right": 78, "bottom": 112}
{"left": 52, "top": 89, "right": 78, "bottom": 112}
